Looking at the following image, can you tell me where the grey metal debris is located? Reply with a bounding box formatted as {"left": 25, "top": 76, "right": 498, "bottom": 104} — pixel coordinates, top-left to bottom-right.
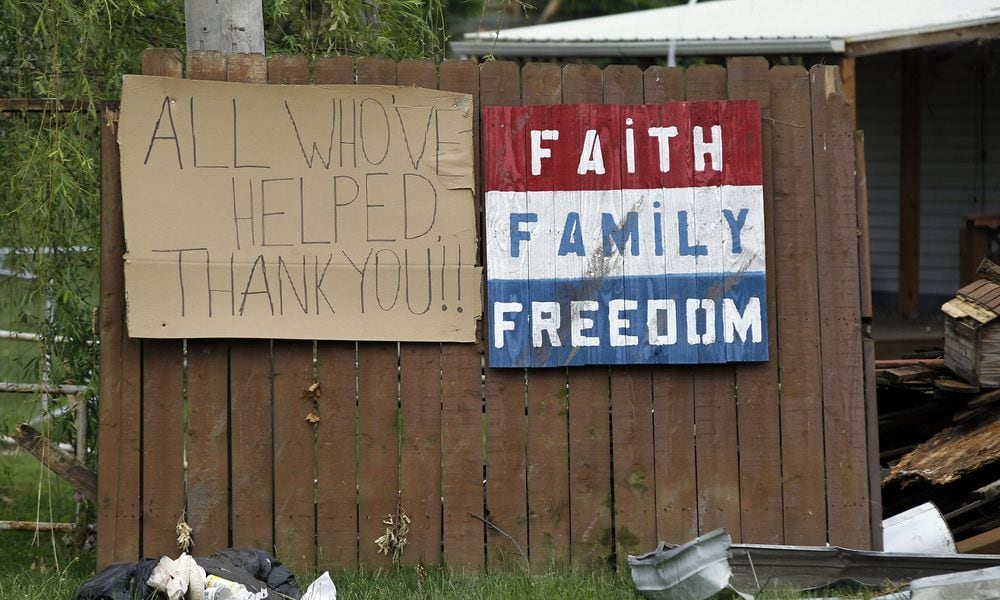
{"left": 883, "top": 503, "right": 957, "bottom": 554}
{"left": 909, "top": 565, "right": 1000, "bottom": 599}
{"left": 728, "top": 543, "right": 1000, "bottom": 591}
{"left": 627, "top": 529, "right": 752, "bottom": 600}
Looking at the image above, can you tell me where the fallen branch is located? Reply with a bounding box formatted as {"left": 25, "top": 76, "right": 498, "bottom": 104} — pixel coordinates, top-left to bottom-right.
{"left": 0, "top": 382, "right": 87, "bottom": 394}
{"left": 12, "top": 423, "right": 97, "bottom": 501}
{"left": 0, "top": 520, "right": 75, "bottom": 532}
{"left": 469, "top": 512, "right": 529, "bottom": 565}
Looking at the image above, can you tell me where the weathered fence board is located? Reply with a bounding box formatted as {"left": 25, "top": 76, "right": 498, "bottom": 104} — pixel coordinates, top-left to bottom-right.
{"left": 98, "top": 103, "right": 142, "bottom": 567}
{"left": 399, "top": 343, "right": 442, "bottom": 566}
{"left": 651, "top": 367, "right": 698, "bottom": 543}
{"left": 180, "top": 49, "right": 234, "bottom": 559}
{"left": 769, "top": 65, "right": 828, "bottom": 546}
{"left": 353, "top": 57, "right": 399, "bottom": 570}
{"left": 480, "top": 60, "right": 529, "bottom": 569}
{"left": 519, "top": 62, "right": 572, "bottom": 568}
{"left": 315, "top": 341, "right": 359, "bottom": 567}
{"left": 395, "top": 57, "right": 446, "bottom": 569}
{"left": 186, "top": 340, "right": 230, "bottom": 553}
{"left": 727, "top": 56, "right": 784, "bottom": 545}
{"left": 810, "top": 65, "right": 870, "bottom": 549}
{"left": 441, "top": 343, "right": 486, "bottom": 567}
{"left": 137, "top": 50, "right": 187, "bottom": 561}
{"left": 439, "top": 58, "right": 487, "bottom": 569}
{"left": 558, "top": 63, "right": 615, "bottom": 565}
{"left": 355, "top": 342, "right": 399, "bottom": 568}
{"left": 229, "top": 340, "right": 274, "bottom": 551}
{"left": 97, "top": 51, "right": 879, "bottom": 570}
{"left": 640, "top": 66, "right": 699, "bottom": 546}
{"left": 141, "top": 341, "right": 185, "bottom": 557}
{"left": 311, "top": 58, "right": 359, "bottom": 569}
{"left": 272, "top": 341, "right": 317, "bottom": 572}
{"left": 684, "top": 65, "right": 743, "bottom": 543}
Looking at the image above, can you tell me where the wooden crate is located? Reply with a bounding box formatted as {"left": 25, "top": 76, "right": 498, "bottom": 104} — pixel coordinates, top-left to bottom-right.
{"left": 944, "top": 279, "right": 1000, "bottom": 386}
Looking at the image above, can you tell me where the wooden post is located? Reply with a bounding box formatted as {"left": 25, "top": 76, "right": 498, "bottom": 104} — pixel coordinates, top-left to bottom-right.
{"left": 185, "top": 0, "right": 264, "bottom": 54}
{"left": 899, "top": 49, "right": 922, "bottom": 317}
{"left": 838, "top": 56, "right": 856, "bottom": 130}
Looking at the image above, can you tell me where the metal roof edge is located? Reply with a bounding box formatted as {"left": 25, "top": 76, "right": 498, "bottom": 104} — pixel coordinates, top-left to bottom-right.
{"left": 844, "top": 15, "right": 1000, "bottom": 44}
{"left": 449, "top": 38, "right": 843, "bottom": 57}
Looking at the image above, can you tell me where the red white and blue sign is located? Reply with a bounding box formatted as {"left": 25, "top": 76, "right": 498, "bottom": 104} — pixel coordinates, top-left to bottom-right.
{"left": 483, "top": 101, "right": 767, "bottom": 368}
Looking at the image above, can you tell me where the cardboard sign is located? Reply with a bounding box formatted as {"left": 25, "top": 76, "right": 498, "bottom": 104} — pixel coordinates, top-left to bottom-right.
{"left": 119, "top": 75, "right": 481, "bottom": 342}
{"left": 483, "top": 101, "right": 767, "bottom": 367}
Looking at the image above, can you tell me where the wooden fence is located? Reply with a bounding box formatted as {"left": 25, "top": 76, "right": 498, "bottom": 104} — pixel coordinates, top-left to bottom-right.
{"left": 97, "top": 49, "right": 880, "bottom": 572}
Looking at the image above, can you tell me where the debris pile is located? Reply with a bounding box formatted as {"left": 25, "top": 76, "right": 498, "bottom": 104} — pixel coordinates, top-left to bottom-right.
{"left": 628, "top": 529, "right": 1000, "bottom": 600}
{"left": 877, "top": 363, "right": 1000, "bottom": 553}
{"left": 874, "top": 258, "right": 1000, "bottom": 554}
{"left": 75, "top": 547, "right": 337, "bottom": 600}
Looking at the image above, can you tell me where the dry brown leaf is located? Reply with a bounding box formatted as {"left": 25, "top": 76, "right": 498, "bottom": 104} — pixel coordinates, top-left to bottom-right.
{"left": 176, "top": 512, "right": 193, "bottom": 552}
{"left": 305, "top": 411, "right": 321, "bottom": 424}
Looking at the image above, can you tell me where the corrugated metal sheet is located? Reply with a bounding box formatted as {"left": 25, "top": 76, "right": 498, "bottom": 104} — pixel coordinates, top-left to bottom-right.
{"left": 859, "top": 43, "right": 1000, "bottom": 299}
{"left": 454, "top": 0, "right": 1000, "bottom": 57}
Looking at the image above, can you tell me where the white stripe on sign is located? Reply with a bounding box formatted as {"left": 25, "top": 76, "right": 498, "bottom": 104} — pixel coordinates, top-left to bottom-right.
{"left": 485, "top": 185, "right": 765, "bottom": 281}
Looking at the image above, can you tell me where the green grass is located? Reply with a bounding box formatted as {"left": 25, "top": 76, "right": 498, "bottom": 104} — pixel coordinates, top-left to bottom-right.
{"left": 0, "top": 561, "right": 896, "bottom": 600}
{"left": 0, "top": 566, "right": 89, "bottom": 600}
{"left": 0, "top": 448, "right": 83, "bottom": 573}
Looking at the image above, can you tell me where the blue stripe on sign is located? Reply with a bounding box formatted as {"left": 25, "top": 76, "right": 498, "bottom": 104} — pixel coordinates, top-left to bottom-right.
{"left": 487, "top": 272, "right": 768, "bottom": 368}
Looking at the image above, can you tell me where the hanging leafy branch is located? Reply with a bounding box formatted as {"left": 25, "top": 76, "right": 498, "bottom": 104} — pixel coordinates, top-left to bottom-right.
{"left": 0, "top": 0, "right": 453, "bottom": 470}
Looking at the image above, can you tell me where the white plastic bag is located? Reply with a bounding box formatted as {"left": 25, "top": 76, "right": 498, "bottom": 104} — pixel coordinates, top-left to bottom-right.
{"left": 301, "top": 571, "right": 337, "bottom": 600}
{"left": 146, "top": 553, "right": 207, "bottom": 600}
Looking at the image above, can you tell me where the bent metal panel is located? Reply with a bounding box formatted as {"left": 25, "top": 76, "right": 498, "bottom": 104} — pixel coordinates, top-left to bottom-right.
{"left": 483, "top": 101, "right": 767, "bottom": 367}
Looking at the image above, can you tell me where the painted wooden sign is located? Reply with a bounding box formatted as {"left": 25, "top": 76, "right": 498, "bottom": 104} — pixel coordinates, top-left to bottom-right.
{"left": 483, "top": 101, "right": 767, "bottom": 368}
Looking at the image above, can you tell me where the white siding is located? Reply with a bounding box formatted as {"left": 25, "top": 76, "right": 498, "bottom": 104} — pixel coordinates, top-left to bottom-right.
{"left": 858, "top": 43, "right": 1000, "bottom": 300}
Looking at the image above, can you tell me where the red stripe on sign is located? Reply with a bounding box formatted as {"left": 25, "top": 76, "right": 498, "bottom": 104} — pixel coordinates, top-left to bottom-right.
{"left": 721, "top": 100, "right": 763, "bottom": 188}
{"left": 484, "top": 106, "right": 528, "bottom": 192}
{"left": 483, "top": 100, "right": 762, "bottom": 192}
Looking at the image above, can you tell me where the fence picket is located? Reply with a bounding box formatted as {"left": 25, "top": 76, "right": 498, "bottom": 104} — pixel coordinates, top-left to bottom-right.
{"left": 310, "top": 55, "right": 360, "bottom": 569}
{"left": 186, "top": 341, "right": 230, "bottom": 553}
{"left": 315, "top": 341, "right": 360, "bottom": 567}
{"left": 98, "top": 97, "right": 142, "bottom": 566}
{"left": 480, "top": 58, "right": 529, "bottom": 570}
{"left": 642, "top": 66, "right": 699, "bottom": 546}
{"left": 138, "top": 49, "right": 188, "bottom": 560}
{"left": 520, "top": 62, "right": 572, "bottom": 567}
{"left": 684, "top": 64, "right": 742, "bottom": 541}
{"left": 258, "top": 53, "right": 317, "bottom": 574}
{"left": 810, "top": 65, "right": 869, "bottom": 548}
{"left": 603, "top": 64, "right": 657, "bottom": 558}
{"left": 727, "top": 56, "right": 784, "bottom": 544}
{"left": 769, "top": 65, "right": 827, "bottom": 545}
{"left": 272, "top": 341, "right": 317, "bottom": 572}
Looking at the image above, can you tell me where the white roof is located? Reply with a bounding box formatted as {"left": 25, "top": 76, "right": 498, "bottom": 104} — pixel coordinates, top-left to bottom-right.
{"left": 452, "top": 0, "right": 1000, "bottom": 57}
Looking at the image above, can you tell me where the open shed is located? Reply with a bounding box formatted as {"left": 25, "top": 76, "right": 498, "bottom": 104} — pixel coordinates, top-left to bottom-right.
{"left": 454, "top": 0, "right": 1000, "bottom": 321}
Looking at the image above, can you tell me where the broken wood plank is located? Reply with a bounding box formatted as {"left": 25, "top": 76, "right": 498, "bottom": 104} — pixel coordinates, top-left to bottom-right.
{"left": 969, "top": 388, "right": 1000, "bottom": 409}
{"left": 12, "top": 423, "right": 97, "bottom": 501}
{"left": 875, "top": 358, "right": 945, "bottom": 369}
{"left": 884, "top": 365, "right": 936, "bottom": 383}
{"left": 934, "top": 378, "right": 981, "bottom": 395}
{"left": 957, "top": 526, "right": 1000, "bottom": 554}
